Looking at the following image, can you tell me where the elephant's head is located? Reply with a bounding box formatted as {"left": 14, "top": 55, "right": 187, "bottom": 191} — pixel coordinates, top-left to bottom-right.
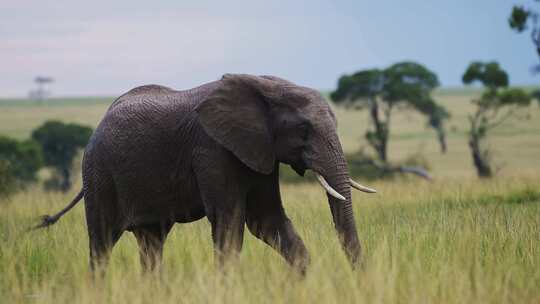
{"left": 196, "top": 74, "right": 375, "bottom": 266}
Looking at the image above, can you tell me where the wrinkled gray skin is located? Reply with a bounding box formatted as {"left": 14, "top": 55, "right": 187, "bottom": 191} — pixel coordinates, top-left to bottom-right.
{"left": 44, "top": 74, "right": 362, "bottom": 274}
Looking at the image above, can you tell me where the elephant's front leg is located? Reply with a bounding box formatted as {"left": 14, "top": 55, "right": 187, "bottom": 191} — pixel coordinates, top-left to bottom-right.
{"left": 207, "top": 202, "right": 246, "bottom": 268}
{"left": 132, "top": 223, "right": 172, "bottom": 273}
{"left": 246, "top": 169, "right": 310, "bottom": 275}
{"left": 194, "top": 148, "right": 248, "bottom": 269}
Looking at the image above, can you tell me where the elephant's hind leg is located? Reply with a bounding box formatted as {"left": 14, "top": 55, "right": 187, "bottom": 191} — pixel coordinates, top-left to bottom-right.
{"left": 83, "top": 168, "right": 123, "bottom": 277}
{"left": 87, "top": 226, "right": 123, "bottom": 277}
{"left": 132, "top": 223, "right": 172, "bottom": 273}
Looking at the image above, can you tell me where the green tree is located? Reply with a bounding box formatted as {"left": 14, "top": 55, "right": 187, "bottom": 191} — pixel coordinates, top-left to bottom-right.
{"left": 462, "top": 61, "right": 532, "bottom": 178}
{"left": 31, "top": 121, "right": 93, "bottom": 192}
{"left": 509, "top": 1, "right": 540, "bottom": 67}
{"left": 330, "top": 61, "right": 448, "bottom": 162}
{"left": 0, "top": 136, "right": 43, "bottom": 196}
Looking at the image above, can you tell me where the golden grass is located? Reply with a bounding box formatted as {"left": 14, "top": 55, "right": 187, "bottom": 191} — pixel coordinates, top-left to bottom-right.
{"left": 1, "top": 91, "right": 539, "bottom": 303}
{"left": 0, "top": 176, "right": 539, "bottom": 303}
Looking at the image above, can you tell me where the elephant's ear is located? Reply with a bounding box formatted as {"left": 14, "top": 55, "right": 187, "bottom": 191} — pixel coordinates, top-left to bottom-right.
{"left": 196, "top": 74, "right": 277, "bottom": 174}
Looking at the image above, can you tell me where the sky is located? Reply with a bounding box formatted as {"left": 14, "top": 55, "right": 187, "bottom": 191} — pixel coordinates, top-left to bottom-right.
{"left": 0, "top": 0, "right": 536, "bottom": 97}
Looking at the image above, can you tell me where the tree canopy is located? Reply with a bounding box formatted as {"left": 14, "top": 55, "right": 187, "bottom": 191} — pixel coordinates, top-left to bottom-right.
{"left": 331, "top": 61, "right": 449, "bottom": 161}
{"left": 509, "top": 5, "right": 534, "bottom": 33}
{"left": 462, "top": 62, "right": 509, "bottom": 89}
{"left": 462, "top": 62, "right": 530, "bottom": 108}
{"left": 382, "top": 62, "right": 439, "bottom": 104}
{"left": 331, "top": 69, "right": 384, "bottom": 103}
{"left": 509, "top": 1, "right": 540, "bottom": 66}
{"left": 331, "top": 62, "right": 440, "bottom": 107}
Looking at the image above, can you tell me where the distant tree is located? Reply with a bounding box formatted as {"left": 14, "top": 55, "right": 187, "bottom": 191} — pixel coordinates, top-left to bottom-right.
{"left": 31, "top": 121, "right": 92, "bottom": 192}
{"left": 462, "top": 61, "right": 532, "bottom": 178}
{"left": 331, "top": 62, "right": 449, "bottom": 162}
{"left": 331, "top": 69, "right": 388, "bottom": 161}
{"left": 509, "top": 1, "right": 540, "bottom": 69}
{"left": 0, "top": 136, "right": 43, "bottom": 196}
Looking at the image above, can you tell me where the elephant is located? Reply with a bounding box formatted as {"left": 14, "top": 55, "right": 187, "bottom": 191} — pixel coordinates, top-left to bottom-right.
{"left": 36, "top": 74, "right": 376, "bottom": 275}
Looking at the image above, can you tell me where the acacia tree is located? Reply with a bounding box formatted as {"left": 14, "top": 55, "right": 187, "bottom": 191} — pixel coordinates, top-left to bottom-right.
{"left": 330, "top": 62, "right": 448, "bottom": 163}
{"left": 462, "top": 62, "right": 532, "bottom": 178}
{"left": 509, "top": 1, "right": 540, "bottom": 69}
{"left": 31, "top": 121, "right": 92, "bottom": 192}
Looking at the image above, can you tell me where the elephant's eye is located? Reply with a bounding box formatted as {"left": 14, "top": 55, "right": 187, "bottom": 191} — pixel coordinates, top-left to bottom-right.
{"left": 297, "top": 123, "right": 309, "bottom": 140}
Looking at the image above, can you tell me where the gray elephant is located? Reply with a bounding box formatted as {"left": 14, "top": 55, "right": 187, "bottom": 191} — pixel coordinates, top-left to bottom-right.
{"left": 37, "top": 74, "right": 375, "bottom": 274}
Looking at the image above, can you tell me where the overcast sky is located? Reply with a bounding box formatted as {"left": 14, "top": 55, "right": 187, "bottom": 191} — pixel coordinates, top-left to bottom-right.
{"left": 0, "top": 0, "right": 536, "bottom": 97}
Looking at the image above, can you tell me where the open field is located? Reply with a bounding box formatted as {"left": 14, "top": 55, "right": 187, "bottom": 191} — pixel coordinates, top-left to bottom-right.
{"left": 0, "top": 89, "right": 539, "bottom": 303}
{"left": 1, "top": 89, "right": 539, "bottom": 178}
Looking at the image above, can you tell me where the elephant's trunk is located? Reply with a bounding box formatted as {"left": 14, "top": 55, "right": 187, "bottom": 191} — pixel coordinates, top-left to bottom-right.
{"left": 312, "top": 138, "right": 361, "bottom": 266}
{"left": 325, "top": 157, "right": 361, "bottom": 266}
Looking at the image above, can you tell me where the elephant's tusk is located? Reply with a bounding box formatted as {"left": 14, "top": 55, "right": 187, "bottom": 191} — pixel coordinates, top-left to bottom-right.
{"left": 315, "top": 173, "right": 346, "bottom": 201}
{"left": 349, "top": 179, "right": 377, "bottom": 193}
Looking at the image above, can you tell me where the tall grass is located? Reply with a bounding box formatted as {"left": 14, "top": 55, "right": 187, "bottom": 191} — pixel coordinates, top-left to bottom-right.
{"left": 1, "top": 175, "right": 538, "bottom": 303}
{"left": 1, "top": 91, "right": 539, "bottom": 302}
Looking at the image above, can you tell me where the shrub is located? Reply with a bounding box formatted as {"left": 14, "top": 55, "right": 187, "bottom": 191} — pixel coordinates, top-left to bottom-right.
{"left": 0, "top": 136, "right": 43, "bottom": 197}
{"left": 31, "top": 121, "right": 92, "bottom": 192}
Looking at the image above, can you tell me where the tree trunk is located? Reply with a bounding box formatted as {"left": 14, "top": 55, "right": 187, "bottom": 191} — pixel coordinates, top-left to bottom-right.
{"left": 468, "top": 133, "right": 492, "bottom": 178}
{"left": 60, "top": 167, "right": 72, "bottom": 192}
{"left": 436, "top": 127, "right": 447, "bottom": 154}
{"left": 368, "top": 98, "right": 388, "bottom": 162}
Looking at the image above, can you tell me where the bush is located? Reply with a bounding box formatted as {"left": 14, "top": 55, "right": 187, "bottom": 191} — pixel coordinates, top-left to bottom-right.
{"left": 0, "top": 136, "right": 43, "bottom": 197}
{"left": 31, "top": 121, "right": 92, "bottom": 192}
{"left": 0, "top": 159, "right": 15, "bottom": 196}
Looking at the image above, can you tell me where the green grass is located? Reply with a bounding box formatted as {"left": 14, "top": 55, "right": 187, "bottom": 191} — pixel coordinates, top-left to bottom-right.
{"left": 0, "top": 88, "right": 539, "bottom": 303}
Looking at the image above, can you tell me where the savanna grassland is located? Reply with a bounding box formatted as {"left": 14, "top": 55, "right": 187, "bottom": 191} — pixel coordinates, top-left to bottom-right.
{"left": 0, "top": 89, "right": 539, "bottom": 303}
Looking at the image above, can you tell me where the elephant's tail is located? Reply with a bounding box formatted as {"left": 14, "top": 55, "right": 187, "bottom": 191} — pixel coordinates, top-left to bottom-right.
{"left": 32, "top": 189, "right": 84, "bottom": 230}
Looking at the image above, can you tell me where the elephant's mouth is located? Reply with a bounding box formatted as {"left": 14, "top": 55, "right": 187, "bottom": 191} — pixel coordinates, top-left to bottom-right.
{"left": 291, "top": 162, "right": 306, "bottom": 176}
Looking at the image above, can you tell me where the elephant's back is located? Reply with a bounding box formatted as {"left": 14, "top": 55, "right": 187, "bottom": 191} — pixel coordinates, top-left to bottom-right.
{"left": 109, "top": 84, "right": 177, "bottom": 109}
{"left": 101, "top": 84, "right": 195, "bottom": 132}
{"left": 108, "top": 80, "right": 221, "bottom": 111}
{"left": 94, "top": 93, "right": 186, "bottom": 158}
{"left": 86, "top": 80, "right": 222, "bottom": 171}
